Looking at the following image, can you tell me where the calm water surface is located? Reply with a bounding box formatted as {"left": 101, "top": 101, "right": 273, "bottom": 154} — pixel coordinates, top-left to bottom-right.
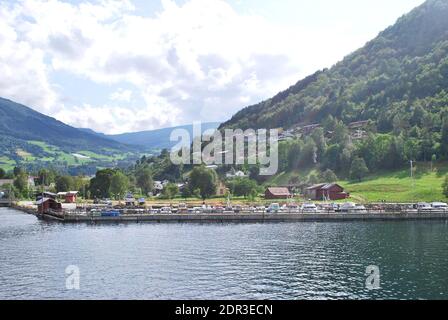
{"left": 0, "top": 208, "right": 447, "bottom": 300}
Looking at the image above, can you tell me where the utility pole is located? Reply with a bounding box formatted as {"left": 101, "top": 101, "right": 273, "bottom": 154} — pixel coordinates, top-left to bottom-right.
{"left": 410, "top": 160, "right": 415, "bottom": 189}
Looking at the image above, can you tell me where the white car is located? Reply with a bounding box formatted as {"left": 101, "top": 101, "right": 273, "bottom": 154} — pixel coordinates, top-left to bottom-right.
{"left": 160, "top": 207, "right": 172, "bottom": 214}
{"left": 340, "top": 202, "right": 357, "bottom": 213}
{"left": 255, "top": 206, "right": 266, "bottom": 213}
{"left": 417, "top": 202, "right": 432, "bottom": 212}
{"left": 354, "top": 205, "right": 367, "bottom": 213}
{"left": 431, "top": 202, "right": 448, "bottom": 212}
{"left": 301, "top": 203, "right": 318, "bottom": 213}
{"left": 192, "top": 207, "right": 203, "bottom": 214}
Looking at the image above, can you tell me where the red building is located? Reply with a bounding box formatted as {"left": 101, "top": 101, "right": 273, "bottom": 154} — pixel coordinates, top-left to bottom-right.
{"left": 57, "top": 191, "right": 78, "bottom": 203}
{"left": 265, "top": 187, "right": 291, "bottom": 200}
{"left": 305, "top": 183, "right": 349, "bottom": 201}
{"left": 37, "top": 198, "right": 62, "bottom": 214}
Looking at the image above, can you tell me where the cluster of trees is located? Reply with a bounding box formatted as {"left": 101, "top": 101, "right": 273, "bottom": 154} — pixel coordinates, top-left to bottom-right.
{"left": 271, "top": 112, "right": 447, "bottom": 182}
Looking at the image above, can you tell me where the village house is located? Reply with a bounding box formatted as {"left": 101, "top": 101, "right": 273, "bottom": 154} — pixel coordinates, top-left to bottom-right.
{"left": 57, "top": 191, "right": 79, "bottom": 203}
{"left": 265, "top": 187, "right": 291, "bottom": 200}
{"left": 36, "top": 198, "right": 62, "bottom": 214}
{"left": 305, "top": 183, "right": 349, "bottom": 201}
{"left": 226, "top": 169, "right": 247, "bottom": 179}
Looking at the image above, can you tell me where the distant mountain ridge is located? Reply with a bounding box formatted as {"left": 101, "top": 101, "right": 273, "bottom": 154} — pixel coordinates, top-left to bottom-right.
{"left": 0, "top": 97, "right": 142, "bottom": 173}
{"left": 0, "top": 97, "right": 130, "bottom": 152}
{"left": 103, "top": 122, "right": 221, "bottom": 150}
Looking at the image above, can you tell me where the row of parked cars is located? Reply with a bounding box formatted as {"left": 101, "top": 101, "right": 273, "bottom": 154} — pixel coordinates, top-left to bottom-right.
{"left": 134, "top": 202, "right": 369, "bottom": 215}
{"left": 411, "top": 202, "right": 448, "bottom": 212}
{"left": 87, "top": 201, "right": 448, "bottom": 216}
{"left": 151, "top": 201, "right": 448, "bottom": 214}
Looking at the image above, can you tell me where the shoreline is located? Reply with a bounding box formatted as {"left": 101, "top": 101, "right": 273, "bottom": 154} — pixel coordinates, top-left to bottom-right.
{"left": 7, "top": 205, "right": 448, "bottom": 224}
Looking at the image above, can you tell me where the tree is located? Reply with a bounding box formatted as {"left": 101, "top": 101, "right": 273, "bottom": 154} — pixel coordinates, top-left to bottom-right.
{"left": 320, "top": 169, "right": 338, "bottom": 183}
{"left": 350, "top": 157, "right": 369, "bottom": 182}
{"left": 13, "top": 167, "right": 24, "bottom": 177}
{"left": 443, "top": 175, "right": 448, "bottom": 199}
{"left": 0, "top": 168, "right": 5, "bottom": 179}
{"left": 55, "top": 176, "right": 73, "bottom": 192}
{"left": 227, "top": 178, "right": 258, "bottom": 198}
{"left": 189, "top": 166, "right": 217, "bottom": 200}
{"left": 163, "top": 183, "right": 179, "bottom": 200}
{"left": 181, "top": 186, "right": 191, "bottom": 199}
{"left": 136, "top": 168, "right": 153, "bottom": 196}
{"left": 110, "top": 172, "right": 129, "bottom": 200}
{"left": 89, "top": 169, "right": 116, "bottom": 199}
{"left": 13, "top": 172, "right": 29, "bottom": 198}
{"left": 37, "top": 169, "right": 56, "bottom": 186}
{"left": 440, "top": 120, "right": 448, "bottom": 159}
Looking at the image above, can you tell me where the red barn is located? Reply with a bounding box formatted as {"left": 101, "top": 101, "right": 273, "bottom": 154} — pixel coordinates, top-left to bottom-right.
{"left": 305, "top": 183, "right": 349, "bottom": 201}
{"left": 57, "top": 191, "right": 78, "bottom": 203}
{"left": 37, "top": 198, "right": 62, "bottom": 214}
{"left": 265, "top": 187, "right": 291, "bottom": 200}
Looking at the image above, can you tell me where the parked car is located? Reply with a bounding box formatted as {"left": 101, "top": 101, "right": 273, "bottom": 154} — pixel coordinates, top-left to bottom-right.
{"left": 354, "top": 204, "right": 367, "bottom": 213}
{"left": 301, "top": 203, "right": 318, "bottom": 213}
{"left": 233, "top": 205, "right": 243, "bottom": 214}
{"left": 214, "top": 206, "right": 224, "bottom": 214}
{"left": 160, "top": 207, "right": 172, "bottom": 214}
{"left": 416, "top": 202, "right": 432, "bottom": 213}
{"left": 255, "top": 206, "right": 266, "bottom": 213}
{"left": 192, "top": 207, "right": 203, "bottom": 214}
{"left": 431, "top": 202, "right": 448, "bottom": 211}
{"left": 178, "top": 203, "right": 188, "bottom": 214}
{"left": 267, "top": 203, "right": 281, "bottom": 214}
{"left": 340, "top": 202, "right": 357, "bottom": 213}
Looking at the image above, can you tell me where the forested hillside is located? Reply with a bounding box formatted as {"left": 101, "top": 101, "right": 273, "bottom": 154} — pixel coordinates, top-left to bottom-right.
{"left": 220, "top": 0, "right": 448, "bottom": 181}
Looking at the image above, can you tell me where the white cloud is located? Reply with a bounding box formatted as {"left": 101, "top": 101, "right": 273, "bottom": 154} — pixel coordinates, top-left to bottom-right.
{"left": 0, "top": 0, "right": 373, "bottom": 134}
{"left": 110, "top": 88, "right": 133, "bottom": 102}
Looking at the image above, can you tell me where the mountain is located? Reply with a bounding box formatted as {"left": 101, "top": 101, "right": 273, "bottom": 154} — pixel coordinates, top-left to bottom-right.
{"left": 106, "top": 122, "right": 221, "bottom": 150}
{"left": 221, "top": 0, "right": 448, "bottom": 131}
{"left": 0, "top": 97, "right": 131, "bottom": 151}
{"left": 0, "top": 97, "right": 142, "bottom": 174}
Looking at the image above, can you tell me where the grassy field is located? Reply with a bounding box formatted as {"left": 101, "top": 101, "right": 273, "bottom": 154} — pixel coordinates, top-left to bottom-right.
{"left": 266, "top": 162, "right": 448, "bottom": 203}
{"left": 0, "top": 141, "right": 144, "bottom": 172}
{"left": 340, "top": 162, "right": 448, "bottom": 203}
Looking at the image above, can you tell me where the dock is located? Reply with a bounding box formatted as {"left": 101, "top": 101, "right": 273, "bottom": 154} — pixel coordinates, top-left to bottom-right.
{"left": 33, "top": 211, "right": 448, "bottom": 224}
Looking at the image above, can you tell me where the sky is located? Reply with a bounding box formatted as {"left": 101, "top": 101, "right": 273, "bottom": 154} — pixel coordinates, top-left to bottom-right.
{"left": 0, "top": 0, "right": 425, "bottom": 134}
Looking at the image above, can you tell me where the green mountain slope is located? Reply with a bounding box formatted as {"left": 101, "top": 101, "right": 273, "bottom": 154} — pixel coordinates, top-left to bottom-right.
{"left": 0, "top": 97, "right": 132, "bottom": 151}
{"left": 221, "top": 0, "right": 448, "bottom": 131}
{"left": 0, "top": 97, "right": 143, "bottom": 174}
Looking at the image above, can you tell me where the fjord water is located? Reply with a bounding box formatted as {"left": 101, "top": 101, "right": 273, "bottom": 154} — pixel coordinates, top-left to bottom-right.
{"left": 0, "top": 208, "right": 447, "bottom": 300}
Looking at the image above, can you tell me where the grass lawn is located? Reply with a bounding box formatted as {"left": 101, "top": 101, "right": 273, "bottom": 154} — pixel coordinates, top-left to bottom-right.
{"left": 339, "top": 162, "right": 448, "bottom": 203}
